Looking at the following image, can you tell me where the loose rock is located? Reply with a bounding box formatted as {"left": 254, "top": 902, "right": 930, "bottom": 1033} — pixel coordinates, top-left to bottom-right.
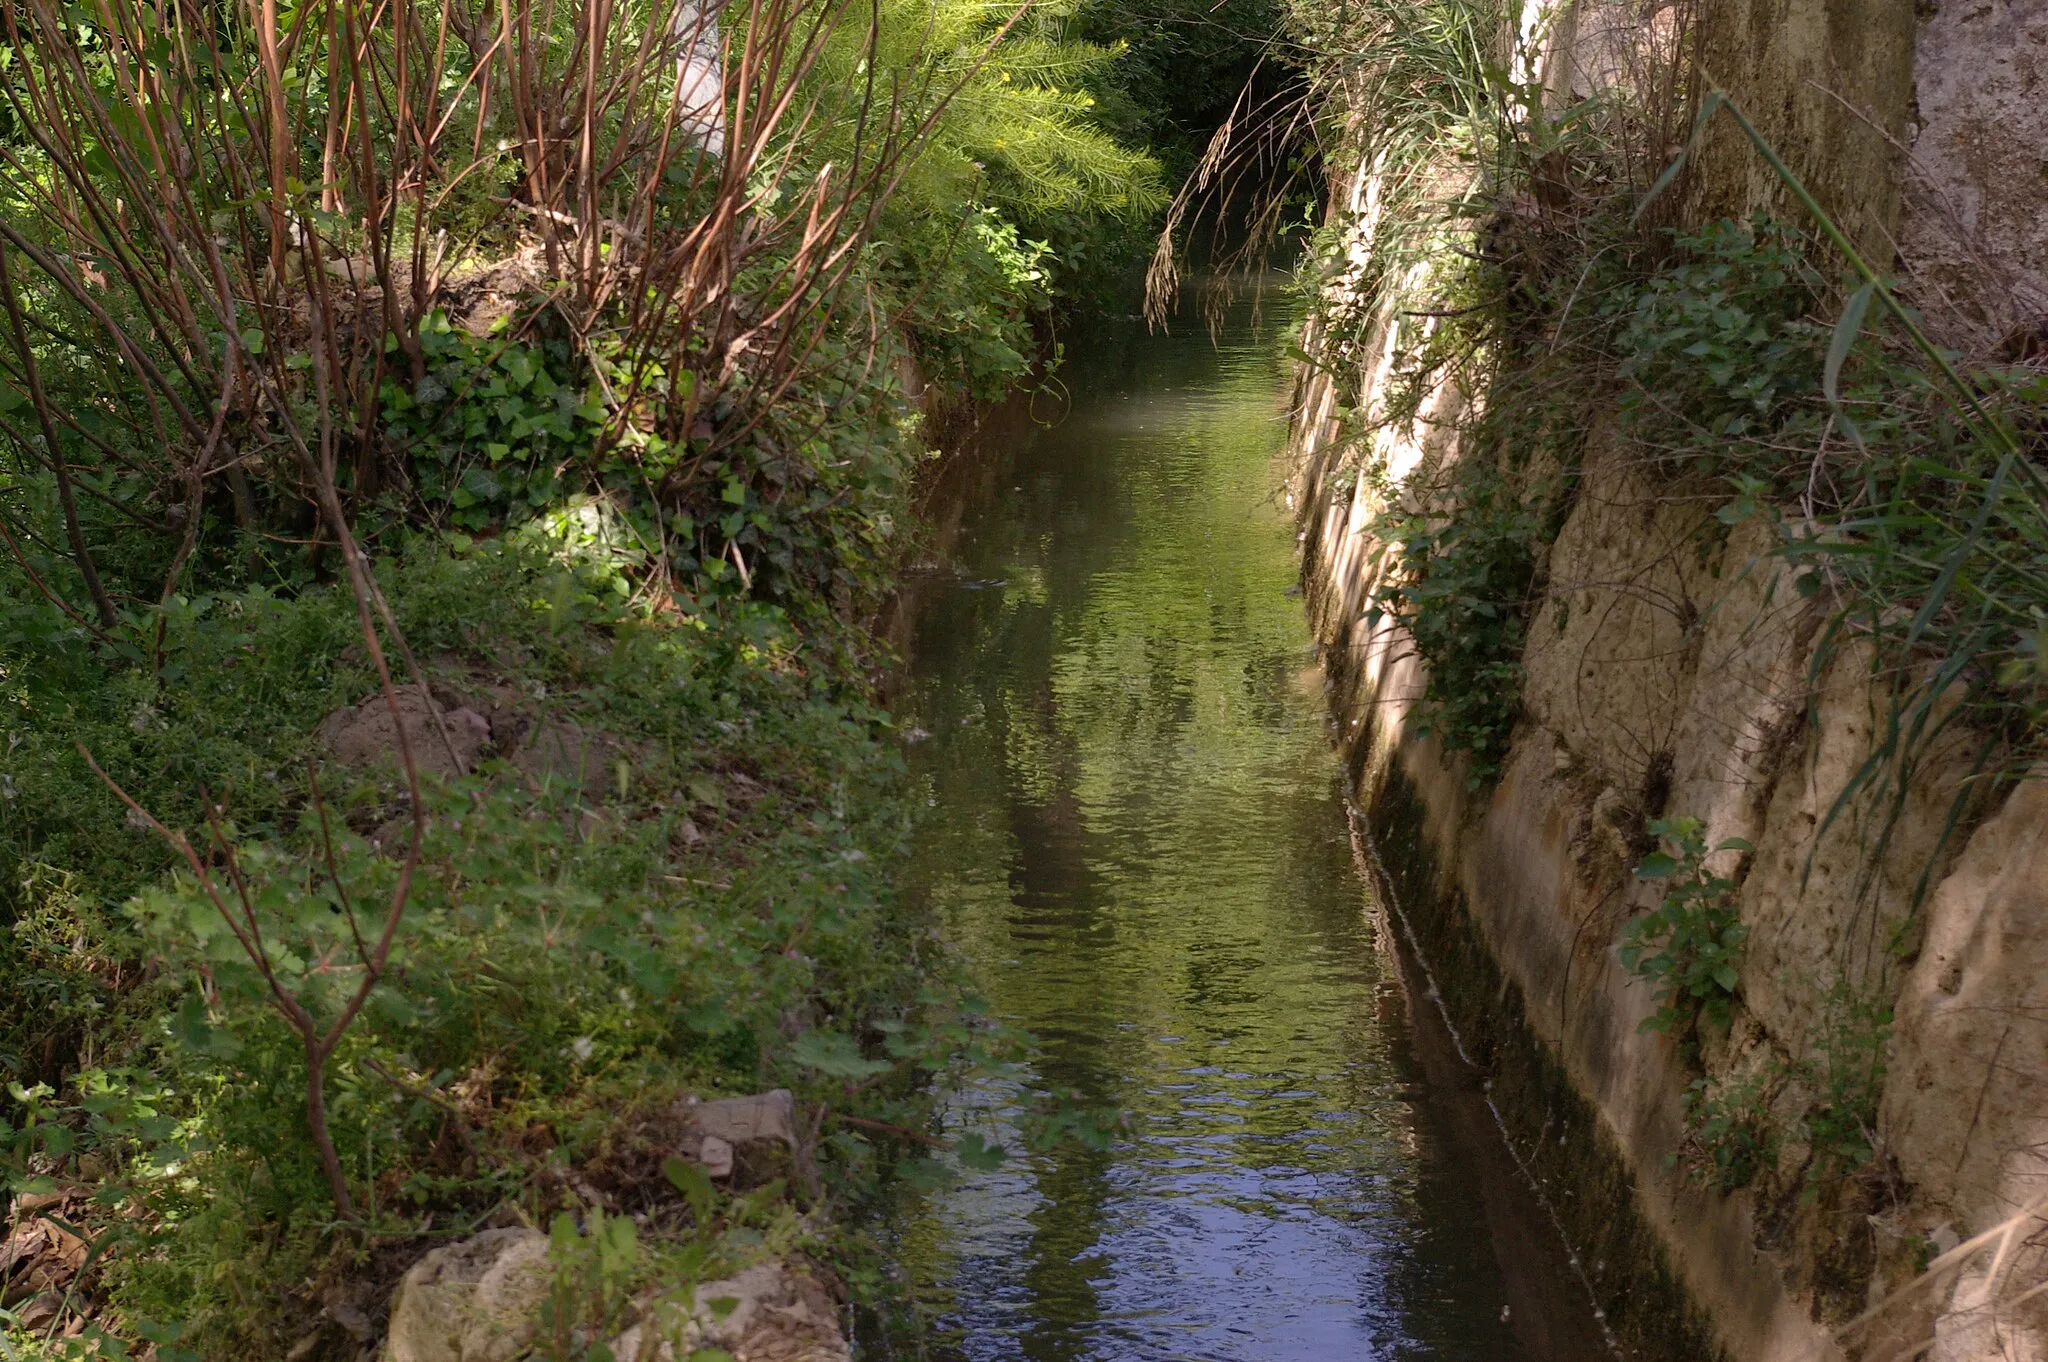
{"left": 690, "top": 1090, "right": 797, "bottom": 1150}
{"left": 675, "top": 1090, "right": 797, "bottom": 1180}
{"left": 697, "top": 1134, "right": 735, "bottom": 1179}
{"left": 610, "top": 1261, "right": 849, "bottom": 1362}
{"left": 380, "top": 1229, "right": 849, "bottom": 1362}
{"left": 383, "top": 1226, "right": 551, "bottom": 1362}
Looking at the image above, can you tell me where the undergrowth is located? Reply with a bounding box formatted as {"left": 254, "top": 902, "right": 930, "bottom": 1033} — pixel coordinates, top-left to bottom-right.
{"left": 1, "top": 533, "right": 1042, "bottom": 1357}
{"left": 0, "top": 0, "right": 1207, "bottom": 1348}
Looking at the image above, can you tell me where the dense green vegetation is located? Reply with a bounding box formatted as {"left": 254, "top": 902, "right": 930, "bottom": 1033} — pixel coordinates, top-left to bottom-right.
{"left": 1300, "top": 0, "right": 2045, "bottom": 845}
{"left": 0, "top": 0, "right": 1281, "bottom": 1354}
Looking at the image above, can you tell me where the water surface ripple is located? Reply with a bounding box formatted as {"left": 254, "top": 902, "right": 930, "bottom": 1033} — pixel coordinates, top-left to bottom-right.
{"left": 891, "top": 299, "right": 1558, "bottom": 1360}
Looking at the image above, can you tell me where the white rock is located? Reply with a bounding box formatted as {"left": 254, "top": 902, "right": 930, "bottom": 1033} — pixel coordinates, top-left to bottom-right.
{"left": 610, "top": 1261, "right": 848, "bottom": 1362}
{"left": 690, "top": 1089, "right": 796, "bottom": 1149}
{"left": 384, "top": 1227, "right": 552, "bottom": 1362}
{"left": 381, "top": 1226, "right": 848, "bottom": 1362}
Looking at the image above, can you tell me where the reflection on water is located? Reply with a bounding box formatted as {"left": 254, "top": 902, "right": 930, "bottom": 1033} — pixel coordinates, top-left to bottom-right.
{"left": 887, "top": 296, "right": 1542, "bottom": 1360}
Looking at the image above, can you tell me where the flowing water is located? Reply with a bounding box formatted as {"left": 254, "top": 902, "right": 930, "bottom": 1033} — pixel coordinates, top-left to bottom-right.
{"left": 881, "top": 292, "right": 1601, "bottom": 1361}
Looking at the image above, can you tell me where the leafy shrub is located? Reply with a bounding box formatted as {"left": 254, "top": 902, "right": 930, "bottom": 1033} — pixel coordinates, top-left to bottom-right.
{"left": 887, "top": 208, "right": 1056, "bottom": 401}
{"left": 1611, "top": 217, "right": 1827, "bottom": 454}
{"left": 1619, "top": 816, "right": 1751, "bottom": 1034}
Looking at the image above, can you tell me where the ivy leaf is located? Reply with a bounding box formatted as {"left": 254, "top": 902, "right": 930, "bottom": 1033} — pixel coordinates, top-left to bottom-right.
{"left": 1634, "top": 852, "right": 1682, "bottom": 879}
{"left": 789, "top": 1031, "right": 890, "bottom": 1079}
{"left": 955, "top": 1131, "right": 1006, "bottom": 1172}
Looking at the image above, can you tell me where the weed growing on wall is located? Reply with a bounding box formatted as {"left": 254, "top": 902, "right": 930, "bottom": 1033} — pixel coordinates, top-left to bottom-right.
{"left": 1611, "top": 217, "right": 1828, "bottom": 457}
{"left": 1620, "top": 816, "right": 1750, "bottom": 1034}
{"left": 1798, "top": 987, "right": 1890, "bottom": 1189}
{"left": 1366, "top": 458, "right": 1546, "bottom": 785}
{"left": 1609, "top": 203, "right": 2048, "bottom": 915}
{"left": 1289, "top": 0, "right": 2048, "bottom": 1324}
{"left": 1680, "top": 1066, "right": 1777, "bottom": 1192}
{"left": 1674, "top": 987, "right": 1891, "bottom": 1198}
{"left": 1353, "top": 284, "right": 1597, "bottom": 785}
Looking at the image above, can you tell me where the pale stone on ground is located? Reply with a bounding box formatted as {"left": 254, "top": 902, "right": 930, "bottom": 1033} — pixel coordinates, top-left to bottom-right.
{"left": 381, "top": 1228, "right": 848, "bottom": 1362}
{"left": 514, "top": 720, "right": 626, "bottom": 801}
{"left": 674, "top": 1090, "right": 795, "bottom": 1178}
{"left": 611, "top": 1261, "right": 849, "bottom": 1362}
{"left": 689, "top": 1090, "right": 797, "bottom": 1149}
{"left": 384, "top": 1227, "right": 552, "bottom": 1362}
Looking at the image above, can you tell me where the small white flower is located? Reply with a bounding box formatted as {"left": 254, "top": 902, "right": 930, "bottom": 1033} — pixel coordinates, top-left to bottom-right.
{"left": 569, "top": 1035, "right": 595, "bottom": 1062}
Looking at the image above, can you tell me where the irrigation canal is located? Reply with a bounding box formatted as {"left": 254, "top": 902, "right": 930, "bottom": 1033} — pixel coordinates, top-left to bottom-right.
{"left": 879, "top": 288, "right": 1609, "bottom": 1361}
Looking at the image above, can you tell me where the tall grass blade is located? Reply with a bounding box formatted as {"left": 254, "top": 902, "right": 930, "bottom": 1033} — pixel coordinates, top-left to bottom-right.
{"left": 1824, "top": 281, "right": 1873, "bottom": 411}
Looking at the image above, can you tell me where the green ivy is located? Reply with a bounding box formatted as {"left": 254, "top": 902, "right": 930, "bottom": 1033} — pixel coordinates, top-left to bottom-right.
{"left": 380, "top": 317, "right": 607, "bottom": 531}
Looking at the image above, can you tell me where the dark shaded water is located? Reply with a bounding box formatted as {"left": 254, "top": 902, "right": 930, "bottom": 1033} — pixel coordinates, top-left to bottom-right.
{"left": 883, "top": 295, "right": 1600, "bottom": 1361}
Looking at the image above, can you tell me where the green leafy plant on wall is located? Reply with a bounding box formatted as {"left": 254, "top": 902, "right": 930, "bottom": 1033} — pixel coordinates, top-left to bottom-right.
{"left": 1676, "top": 987, "right": 1891, "bottom": 1196}
{"left": 1366, "top": 459, "right": 1543, "bottom": 787}
{"left": 1610, "top": 216, "right": 1827, "bottom": 458}
{"left": 1680, "top": 1066, "right": 1777, "bottom": 1192}
{"left": 1800, "top": 986, "right": 1891, "bottom": 1187}
{"left": 1620, "top": 816, "right": 1751, "bottom": 1034}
